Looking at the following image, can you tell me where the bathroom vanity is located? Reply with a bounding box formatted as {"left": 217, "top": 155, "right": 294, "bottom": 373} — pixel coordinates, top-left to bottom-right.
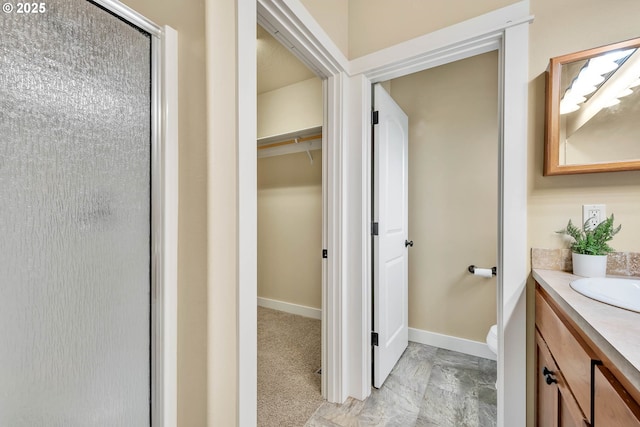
{"left": 533, "top": 269, "right": 640, "bottom": 426}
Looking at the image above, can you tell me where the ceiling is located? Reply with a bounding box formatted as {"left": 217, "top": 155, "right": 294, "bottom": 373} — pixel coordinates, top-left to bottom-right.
{"left": 257, "top": 25, "right": 316, "bottom": 94}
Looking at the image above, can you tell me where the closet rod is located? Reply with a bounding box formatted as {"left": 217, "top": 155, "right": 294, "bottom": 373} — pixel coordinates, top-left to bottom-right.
{"left": 257, "top": 133, "right": 322, "bottom": 150}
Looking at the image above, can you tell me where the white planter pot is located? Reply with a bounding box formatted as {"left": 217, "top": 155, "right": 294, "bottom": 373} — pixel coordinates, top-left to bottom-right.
{"left": 572, "top": 253, "right": 608, "bottom": 277}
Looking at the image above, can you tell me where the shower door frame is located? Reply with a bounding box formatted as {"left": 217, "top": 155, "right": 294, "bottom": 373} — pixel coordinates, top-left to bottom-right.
{"left": 88, "top": 1, "right": 179, "bottom": 426}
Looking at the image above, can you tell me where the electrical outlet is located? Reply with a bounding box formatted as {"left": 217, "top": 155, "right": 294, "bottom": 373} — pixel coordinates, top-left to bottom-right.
{"left": 582, "top": 204, "right": 606, "bottom": 230}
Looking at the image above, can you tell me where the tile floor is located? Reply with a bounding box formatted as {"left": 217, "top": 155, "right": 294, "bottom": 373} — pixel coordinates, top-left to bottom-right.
{"left": 305, "top": 342, "right": 497, "bottom": 427}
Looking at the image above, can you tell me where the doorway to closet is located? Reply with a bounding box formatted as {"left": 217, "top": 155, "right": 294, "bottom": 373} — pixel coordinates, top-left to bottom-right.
{"left": 256, "top": 24, "right": 326, "bottom": 426}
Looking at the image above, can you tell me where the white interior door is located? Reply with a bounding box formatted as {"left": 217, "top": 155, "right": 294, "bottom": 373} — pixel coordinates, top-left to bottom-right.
{"left": 373, "top": 83, "right": 409, "bottom": 388}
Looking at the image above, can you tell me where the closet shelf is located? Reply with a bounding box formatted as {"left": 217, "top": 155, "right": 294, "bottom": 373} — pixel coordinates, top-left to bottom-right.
{"left": 257, "top": 126, "right": 322, "bottom": 160}
{"left": 257, "top": 133, "right": 322, "bottom": 150}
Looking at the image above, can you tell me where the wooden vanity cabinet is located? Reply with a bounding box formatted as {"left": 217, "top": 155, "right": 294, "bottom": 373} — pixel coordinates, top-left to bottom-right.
{"left": 535, "top": 284, "right": 640, "bottom": 427}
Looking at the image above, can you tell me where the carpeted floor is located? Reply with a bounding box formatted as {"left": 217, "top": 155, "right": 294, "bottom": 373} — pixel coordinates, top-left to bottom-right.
{"left": 258, "top": 306, "right": 323, "bottom": 426}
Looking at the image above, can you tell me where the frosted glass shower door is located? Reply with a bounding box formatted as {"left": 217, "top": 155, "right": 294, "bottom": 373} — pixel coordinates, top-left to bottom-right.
{"left": 0, "top": 1, "right": 152, "bottom": 425}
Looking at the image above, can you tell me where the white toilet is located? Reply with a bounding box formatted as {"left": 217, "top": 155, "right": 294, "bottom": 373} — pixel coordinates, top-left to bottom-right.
{"left": 486, "top": 324, "right": 498, "bottom": 355}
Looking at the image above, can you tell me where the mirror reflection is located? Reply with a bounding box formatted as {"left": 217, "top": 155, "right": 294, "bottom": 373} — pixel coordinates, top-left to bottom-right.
{"left": 560, "top": 48, "right": 640, "bottom": 165}
{"left": 545, "top": 37, "right": 640, "bottom": 175}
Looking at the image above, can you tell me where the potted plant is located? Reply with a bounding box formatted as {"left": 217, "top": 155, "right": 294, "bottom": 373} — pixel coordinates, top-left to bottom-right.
{"left": 557, "top": 214, "right": 622, "bottom": 277}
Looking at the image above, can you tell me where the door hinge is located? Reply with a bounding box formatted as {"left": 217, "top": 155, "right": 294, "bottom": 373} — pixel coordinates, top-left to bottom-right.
{"left": 372, "top": 110, "right": 379, "bottom": 125}
{"left": 322, "top": 249, "right": 328, "bottom": 259}
{"left": 371, "top": 331, "right": 379, "bottom": 346}
{"left": 371, "top": 222, "right": 379, "bottom": 236}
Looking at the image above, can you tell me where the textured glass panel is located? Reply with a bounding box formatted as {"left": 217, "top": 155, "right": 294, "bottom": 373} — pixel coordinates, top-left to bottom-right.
{"left": 0, "top": 1, "right": 151, "bottom": 426}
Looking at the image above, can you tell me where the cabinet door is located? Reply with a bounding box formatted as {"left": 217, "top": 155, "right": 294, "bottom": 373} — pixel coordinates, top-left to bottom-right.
{"left": 536, "top": 289, "right": 595, "bottom": 417}
{"left": 594, "top": 365, "right": 640, "bottom": 427}
{"left": 536, "top": 331, "right": 588, "bottom": 427}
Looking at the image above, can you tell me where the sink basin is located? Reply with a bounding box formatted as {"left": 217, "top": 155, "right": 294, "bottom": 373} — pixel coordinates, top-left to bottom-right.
{"left": 570, "top": 277, "right": 640, "bottom": 313}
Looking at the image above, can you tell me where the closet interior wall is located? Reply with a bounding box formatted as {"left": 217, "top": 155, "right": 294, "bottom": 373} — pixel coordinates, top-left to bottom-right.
{"left": 256, "top": 46, "right": 323, "bottom": 313}
{"left": 257, "top": 147, "right": 323, "bottom": 313}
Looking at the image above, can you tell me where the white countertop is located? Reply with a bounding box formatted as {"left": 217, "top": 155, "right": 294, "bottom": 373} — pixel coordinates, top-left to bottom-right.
{"left": 533, "top": 269, "right": 640, "bottom": 395}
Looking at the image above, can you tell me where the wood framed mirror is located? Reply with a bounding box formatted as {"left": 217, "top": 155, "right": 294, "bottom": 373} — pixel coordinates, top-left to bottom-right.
{"left": 544, "top": 37, "right": 640, "bottom": 175}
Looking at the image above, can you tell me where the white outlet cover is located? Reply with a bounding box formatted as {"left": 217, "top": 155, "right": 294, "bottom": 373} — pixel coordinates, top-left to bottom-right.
{"left": 582, "top": 204, "right": 606, "bottom": 229}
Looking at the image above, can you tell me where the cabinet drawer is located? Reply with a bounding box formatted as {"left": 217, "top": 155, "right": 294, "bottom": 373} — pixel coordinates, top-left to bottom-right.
{"left": 594, "top": 365, "right": 640, "bottom": 427}
{"left": 536, "top": 289, "right": 595, "bottom": 419}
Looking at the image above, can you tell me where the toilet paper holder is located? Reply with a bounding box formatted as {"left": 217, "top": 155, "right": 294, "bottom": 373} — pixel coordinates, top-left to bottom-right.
{"left": 468, "top": 265, "right": 497, "bottom": 276}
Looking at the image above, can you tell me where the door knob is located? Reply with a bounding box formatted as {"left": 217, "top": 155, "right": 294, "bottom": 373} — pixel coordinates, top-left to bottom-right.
{"left": 543, "top": 366, "right": 558, "bottom": 385}
{"left": 405, "top": 240, "right": 413, "bottom": 247}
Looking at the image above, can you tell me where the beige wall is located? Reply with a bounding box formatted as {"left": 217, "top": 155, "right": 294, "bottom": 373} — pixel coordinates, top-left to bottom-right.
{"left": 257, "top": 77, "right": 323, "bottom": 139}
{"left": 258, "top": 151, "right": 323, "bottom": 309}
{"left": 119, "top": 1, "right": 208, "bottom": 426}
{"left": 348, "top": 0, "right": 517, "bottom": 58}
{"left": 298, "top": 0, "right": 517, "bottom": 58}
{"left": 205, "top": 0, "right": 239, "bottom": 425}
{"left": 528, "top": 0, "right": 640, "bottom": 254}
{"left": 388, "top": 52, "right": 499, "bottom": 343}
{"left": 299, "top": 0, "right": 349, "bottom": 57}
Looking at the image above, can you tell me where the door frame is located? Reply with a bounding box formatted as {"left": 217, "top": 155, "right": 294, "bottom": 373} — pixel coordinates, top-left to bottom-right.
{"left": 355, "top": 10, "right": 532, "bottom": 425}
{"left": 238, "top": 0, "right": 531, "bottom": 425}
{"left": 254, "top": 0, "right": 351, "bottom": 407}
{"left": 91, "top": 1, "right": 179, "bottom": 425}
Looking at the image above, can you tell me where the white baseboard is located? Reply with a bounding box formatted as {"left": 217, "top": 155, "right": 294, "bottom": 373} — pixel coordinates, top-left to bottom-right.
{"left": 256, "top": 298, "right": 495, "bottom": 360}
{"left": 257, "top": 297, "right": 322, "bottom": 320}
{"left": 409, "top": 327, "right": 496, "bottom": 361}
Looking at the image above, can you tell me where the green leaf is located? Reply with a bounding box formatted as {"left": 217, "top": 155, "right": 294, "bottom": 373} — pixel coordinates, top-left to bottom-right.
{"left": 556, "top": 214, "right": 621, "bottom": 255}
